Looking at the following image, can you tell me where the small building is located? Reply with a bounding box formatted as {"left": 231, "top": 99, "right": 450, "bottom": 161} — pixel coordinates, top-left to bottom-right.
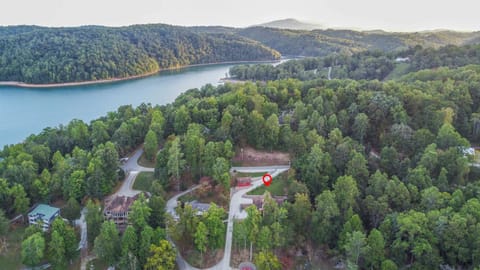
{"left": 187, "top": 200, "right": 211, "bottom": 215}
{"left": 236, "top": 177, "right": 252, "bottom": 187}
{"left": 28, "top": 204, "right": 60, "bottom": 231}
{"left": 104, "top": 193, "right": 147, "bottom": 229}
{"left": 395, "top": 57, "right": 410, "bottom": 62}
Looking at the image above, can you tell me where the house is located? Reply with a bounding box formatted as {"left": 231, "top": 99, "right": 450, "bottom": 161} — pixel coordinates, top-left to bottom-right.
{"left": 187, "top": 200, "right": 211, "bottom": 215}
{"left": 241, "top": 195, "right": 288, "bottom": 211}
{"left": 104, "top": 193, "right": 147, "bottom": 229}
{"left": 395, "top": 57, "right": 410, "bottom": 62}
{"left": 236, "top": 177, "right": 252, "bottom": 187}
{"left": 28, "top": 204, "right": 60, "bottom": 231}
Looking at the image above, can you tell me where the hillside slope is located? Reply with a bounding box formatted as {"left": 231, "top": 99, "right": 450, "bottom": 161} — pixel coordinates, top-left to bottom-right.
{"left": 0, "top": 24, "right": 280, "bottom": 84}
{"left": 238, "top": 27, "right": 480, "bottom": 56}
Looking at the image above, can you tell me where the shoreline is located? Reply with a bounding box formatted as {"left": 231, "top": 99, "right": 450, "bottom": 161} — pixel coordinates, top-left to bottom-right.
{"left": 0, "top": 59, "right": 280, "bottom": 89}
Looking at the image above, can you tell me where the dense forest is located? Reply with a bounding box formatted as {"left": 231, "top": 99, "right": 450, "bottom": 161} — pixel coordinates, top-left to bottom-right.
{"left": 2, "top": 58, "right": 480, "bottom": 268}
{"left": 230, "top": 44, "right": 480, "bottom": 82}
{"left": 236, "top": 27, "right": 480, "bottom": 57}
{"left": 2, "top": 23, "right": 480, "bottom": 85}
{"left": 0, "top": 24, "right": 280, "bottom": 84}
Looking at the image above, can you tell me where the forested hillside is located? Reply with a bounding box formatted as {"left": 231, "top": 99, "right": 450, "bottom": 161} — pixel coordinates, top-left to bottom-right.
{"left": 237, "top": 27, "right": 480, "bottom": 56}
{"left": 2, "top": 59, "right": 480, "bottom": 268}
{"left": 0, "top": 24, "right": 280, "bottom": 84}
{"left": 230, "top": 44, "right": 480, "bottom": 82}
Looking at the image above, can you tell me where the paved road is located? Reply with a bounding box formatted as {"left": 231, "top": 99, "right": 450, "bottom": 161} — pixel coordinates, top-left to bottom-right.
{"left": 104, "top": 147, "right": 290, "bottom": 270}
{"left": 76, "top": 208, "right": 87, "bottom": 251}
{"left": 121, "top": 147, "right": 155, "bottom": 173}
{"left": 165, "top": 166, "right": 289, "bottom": 270}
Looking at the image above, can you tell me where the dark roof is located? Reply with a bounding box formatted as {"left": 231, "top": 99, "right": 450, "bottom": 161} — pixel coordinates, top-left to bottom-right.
{"left": 104, "top": 194, "right": 143, "bottom": 213}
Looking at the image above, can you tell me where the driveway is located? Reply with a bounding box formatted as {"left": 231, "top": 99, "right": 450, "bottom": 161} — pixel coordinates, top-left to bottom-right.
{"left": 166, "top": 165, "right": 289, "bottom": 270}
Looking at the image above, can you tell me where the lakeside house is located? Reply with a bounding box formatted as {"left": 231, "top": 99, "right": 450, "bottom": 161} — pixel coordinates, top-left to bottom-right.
{"left": 104, "top": 193, "right": 148, "bottom": 230}
{"left": 28, "top": 204, "right": 60, "bottom": 231}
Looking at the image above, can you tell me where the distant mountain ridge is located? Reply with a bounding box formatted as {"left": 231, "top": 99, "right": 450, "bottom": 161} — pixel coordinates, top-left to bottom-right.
{"left": 253, "top": 18, "right": 324, "bottom": 31}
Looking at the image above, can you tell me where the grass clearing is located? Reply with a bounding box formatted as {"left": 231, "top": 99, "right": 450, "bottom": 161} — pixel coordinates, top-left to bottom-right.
{"left": 384, "top": 63, "right": 410, "bottom": 80}
{"left": 247, "top": 172, "right": 288, "bottom": 196}
{"left": 138, "top": 151, "right": 156, "bottom": 168}
{"left": 233, "top": 171, "right": 266, "bottom": 178}
{"left": 87, "top": 258, "right": 109, "bottom": 270}
{"left": 133, "top": 171, "right": 156, "bottom": 191}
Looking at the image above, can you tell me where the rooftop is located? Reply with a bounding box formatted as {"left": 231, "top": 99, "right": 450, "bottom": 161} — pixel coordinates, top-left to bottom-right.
{"left": 105, "top": 194, "right": 142, "bottom": 213}
{"left": 29, "top": 204, "right": 60, "bottom": 220}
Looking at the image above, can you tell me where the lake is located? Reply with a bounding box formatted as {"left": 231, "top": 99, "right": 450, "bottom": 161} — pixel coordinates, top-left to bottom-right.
{"left": 0, "top": 63, "right": 236, "bottom": 147}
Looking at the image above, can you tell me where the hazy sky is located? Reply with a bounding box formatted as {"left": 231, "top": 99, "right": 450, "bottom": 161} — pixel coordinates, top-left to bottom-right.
{"left": 1, "top": 0, "right": 479, "bottom": 32}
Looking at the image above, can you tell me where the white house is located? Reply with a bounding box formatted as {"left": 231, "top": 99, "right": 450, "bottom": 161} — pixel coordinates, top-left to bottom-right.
{"left": 28, "top": 204, "right": 60, "bottom": 231}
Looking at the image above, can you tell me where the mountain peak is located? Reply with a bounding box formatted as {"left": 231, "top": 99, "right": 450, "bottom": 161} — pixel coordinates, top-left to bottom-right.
{"left": 253, "top": 18, "right": 323, "bottom": 31}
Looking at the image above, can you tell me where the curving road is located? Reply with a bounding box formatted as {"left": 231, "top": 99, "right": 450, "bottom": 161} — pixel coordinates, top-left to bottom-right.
{"left": 111, "top": 147, "right": 290, "bottom": 270}
{"left": 165, "top": 164, "right": 289, "bottom": 270}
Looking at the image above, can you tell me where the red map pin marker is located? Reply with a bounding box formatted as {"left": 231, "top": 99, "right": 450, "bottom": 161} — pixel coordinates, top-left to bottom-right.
{"left": 262, "top": 173, "right": 273, "bottom": 186}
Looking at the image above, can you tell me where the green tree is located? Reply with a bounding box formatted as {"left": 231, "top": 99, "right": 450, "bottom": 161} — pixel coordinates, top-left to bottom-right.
{"left": 139, "top": 225, "right": 155, "bottom": 266}
{"left": 10, "top": 184, "right": 30, "bottom": 214}
{"left": 312, "top": 190, "right": 340, "bottom": 246}
{"left": 344, "top": 231, "right": 368, "bottom": 270}
{"left": 21, "top": 232, "right": 45, "bottom": 267}
{"left": 94, "top": 221, "right": 120, "bottom": 266}
{"left": 64, "top": 170, "right": 85, "bottom": 201}
{"left": 130, "top": 193, "right": 152, "bottom": 230}
{"left": 85, "top": 200, "right": 103, "bottom": 245}
{"left": 150, "top": 110, "right": 165, "bottom": 140}
{"left": 51, "top": 218, "right": 78, "bottom": 262}
{"left": 381, "top": 259, "right": 398, "bottom": 270}
{"left": 352, "top": 113, "right": 369, "bottom": 143}
{"left": 288, "top": 193, "right": 311, "bottom": 243}
{"left": 212, "top": 157, "right": 231, "bottom": 190}
{"left": 436, "top": 123, "right": 469, "bottom": 149}
{"left": 167, "top": 137, "right": 186, "bottom": 190}
{"left": 254, "top": 251, "right": 282, "bottom": 270}
{"left": 49, "top": 230, "right": 67, "bottom": 270}
{"left": 62, "top": 197, "right": 81, "bottom": 222}
{"left": 345, "top": 151, "right": 369, "bottom": 191}
{"left": 144, "top": 239, "right": 176, "bottom": 270}
{"left": 333, "top": 176, "right": 359, "bottom": 221}
{"left": 265, "top": 114, "right": 280, "bottom": 150}
{"left": 119, "top": 225, "right": 139, "bottom": 270}
{"left": 203, "top": 203, "right": 226, "bottom": 249}
{"left": 365, "top": 229, "right": 385, "bottom": 269}
{"left": 91, "top": 120, "right": 110, "bottom": 145}
{"left": 144, "top": 129, "right": 158, "bottom": 161}
{"left": 257, "top": 226, "right": 272, "bottom": 252}
{"left": 174, "top": 105, "right": 191, "bottom": 134}
{"left": 194, "top": 221, "right": 208, "bottom": 255}
{"left": 148, "top": 195, "right": 166, "bottom": 228}
{"left": 184, "top": 123, "right": 205, "bottom": 178}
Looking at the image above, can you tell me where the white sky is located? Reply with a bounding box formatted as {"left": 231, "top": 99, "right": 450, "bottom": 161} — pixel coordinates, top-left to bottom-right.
{"left": 0, "top": 0, "right": 479, "bottom": 32}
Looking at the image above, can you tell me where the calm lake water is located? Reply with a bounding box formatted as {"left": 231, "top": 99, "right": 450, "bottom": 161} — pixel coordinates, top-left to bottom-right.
{"left": 0, "top": 64, "right": 236, "bottom": 147}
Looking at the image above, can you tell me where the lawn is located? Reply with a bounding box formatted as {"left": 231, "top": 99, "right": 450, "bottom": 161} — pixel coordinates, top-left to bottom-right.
{"left": 247, "top": 172, "right": 287, "bottom": 196}
{"left": 133, "top": 171, "right": 156, "bottom": 191}
{"left": 0, "top": 226, "right": 25, "bottom": 270}
{"left": 87, "top": 258, "right": 109, "bottom": 270}
{"left": 234, "top": 171, "right": 266, "bottom": 178}
{"left": 384, "top": 62, "right": 411, "bottom": 80}
{"left": 138, "top": 151, "right": 156, "bottom": 168}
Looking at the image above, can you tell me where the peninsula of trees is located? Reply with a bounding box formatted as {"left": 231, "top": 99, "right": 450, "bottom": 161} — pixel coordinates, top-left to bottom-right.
{"left": 0, "top": 24, "right": 280, "bottom": 84}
